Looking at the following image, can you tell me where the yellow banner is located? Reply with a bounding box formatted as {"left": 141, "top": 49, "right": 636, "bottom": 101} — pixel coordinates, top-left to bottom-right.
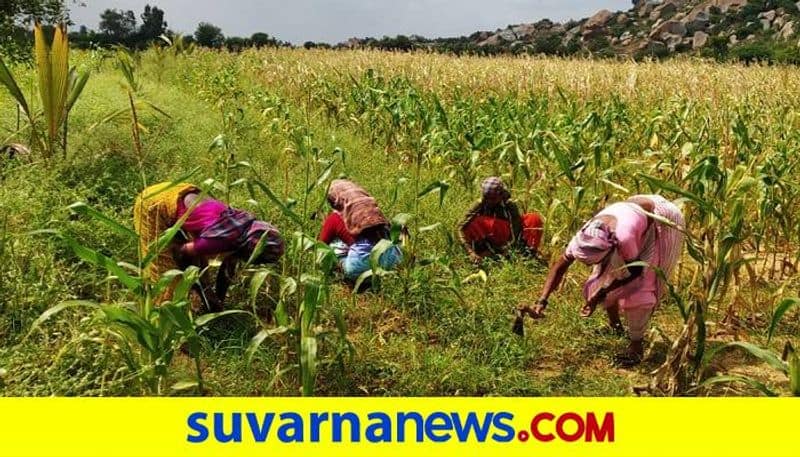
{"left": 0, "top": 398, "right": 796, "bottom": 457}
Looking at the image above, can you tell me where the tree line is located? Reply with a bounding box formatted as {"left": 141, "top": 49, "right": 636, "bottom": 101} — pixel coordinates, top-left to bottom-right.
{"left": 1, "top": 1, "right": 289, "bottom": 61}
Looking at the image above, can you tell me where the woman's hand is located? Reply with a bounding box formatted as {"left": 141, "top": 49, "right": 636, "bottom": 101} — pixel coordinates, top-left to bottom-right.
{"left": 468, "top": 252, "right": 483, "bottom": 265}
{"left": 580, "top": 292, "right": 605, "bottom": 318}
{"left": 530, "top": 298, "right": 548, "bottom": 318}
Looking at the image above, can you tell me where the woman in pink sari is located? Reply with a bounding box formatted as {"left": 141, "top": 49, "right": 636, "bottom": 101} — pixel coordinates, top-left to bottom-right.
{"left": 515, "top": 195, "right": 684, "bottom": 367}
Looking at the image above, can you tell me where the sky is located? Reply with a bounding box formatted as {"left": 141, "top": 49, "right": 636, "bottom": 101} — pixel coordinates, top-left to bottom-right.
{"left": 69, "top": 0, "right": 633, "bottom": 45}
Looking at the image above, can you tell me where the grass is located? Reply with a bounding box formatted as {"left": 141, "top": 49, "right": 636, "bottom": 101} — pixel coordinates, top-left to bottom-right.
{"left": 0, "top": 48, "right": 797, "bottom": 396}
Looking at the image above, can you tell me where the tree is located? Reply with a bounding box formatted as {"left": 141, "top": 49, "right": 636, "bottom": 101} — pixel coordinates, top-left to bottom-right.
{"left": 224, "top": 36, "right": 248, "bottom": 52}
{"left": 1, "top": 0, "right": 68, "bottom": 60}
{"left": 194, "top": 22, "right": 224, "bottom": 48}
{"left": 99, "top": 9, "right": 136, "bottom": 42}
{"left": 251, "top": 32, "right": 276, "bottom": 48}
{"left": 139, "top": 5, "right": 167, "bottom": 42}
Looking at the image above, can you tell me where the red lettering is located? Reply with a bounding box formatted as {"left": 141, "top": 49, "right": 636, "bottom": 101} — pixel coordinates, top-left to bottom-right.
{"left": 585, "top": 412, "right": 615, "bottom": 442}
{"left": 555, "top": 412, "right": 585, "bottom": 442}
{"left": 530, "top": 412, "right": 555, "bottom": 442}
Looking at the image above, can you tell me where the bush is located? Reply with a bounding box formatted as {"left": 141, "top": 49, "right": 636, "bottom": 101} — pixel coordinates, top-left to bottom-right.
{"left": 731, "top": 41, "right": 773, "bottom": 63}
{"left": 702, "top": 35, "right": 731, "bottom": 61}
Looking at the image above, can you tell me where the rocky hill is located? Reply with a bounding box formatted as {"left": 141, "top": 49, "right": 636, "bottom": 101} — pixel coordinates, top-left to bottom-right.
{"left": 341, "top": 1, "right": 800, "bottom": 62}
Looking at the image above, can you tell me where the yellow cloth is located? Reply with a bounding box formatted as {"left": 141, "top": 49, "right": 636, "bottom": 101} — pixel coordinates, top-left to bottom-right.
{"left": 133, "top": 182, "right": 199, "bottom": 301}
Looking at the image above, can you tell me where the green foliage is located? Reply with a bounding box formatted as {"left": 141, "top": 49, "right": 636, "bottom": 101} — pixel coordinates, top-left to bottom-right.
{"left": 194, "top": 22, "right": 225, "bottom": 48}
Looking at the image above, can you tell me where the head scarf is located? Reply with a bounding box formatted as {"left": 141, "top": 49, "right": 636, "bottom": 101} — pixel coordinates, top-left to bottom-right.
{"left": 245, "top": 221, "right": 285, "bottom": 264}
{"left": 569, "top": 219, "right": 616, "bottom": 265}
{"left": 480, "top": 177, "right": 511, "bottom": 202}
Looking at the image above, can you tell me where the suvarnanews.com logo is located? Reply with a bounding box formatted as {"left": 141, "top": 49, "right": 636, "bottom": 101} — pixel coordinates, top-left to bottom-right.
{"left": 186, "top": 410, "right": 615, "bottom": 444}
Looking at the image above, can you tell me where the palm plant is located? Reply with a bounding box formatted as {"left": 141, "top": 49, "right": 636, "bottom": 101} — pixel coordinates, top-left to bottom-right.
{"left": 0, "top": 23, "right": 89, "bottom": 159}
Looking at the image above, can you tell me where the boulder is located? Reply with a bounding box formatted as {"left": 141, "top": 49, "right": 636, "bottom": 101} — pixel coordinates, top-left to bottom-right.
{"left": 746, "top": 34, "right": 756, "bottom": 41}
{"left": 780, "top": 21, "right": 796, "bottom": 39}
{"left": 650, "top": 1, "right": 678, "bottom": 21}
{"left": 729, "top": 34, "right": 738, "bottom": 45}
{"left": 650, "top": 20, "right": 688, "bottom": 39}
{"left": 636, "top": 39, "right": 668, "bottom": 55}
{"left": 774, "top": 16, "right": 786, "bottom": 30}
{"left": 497, "top": 28, "right": 517, "bottom": 42}
{"left": 663, "top": 33, "right": 685, "bottom": 50}
{"left": 584, "top": 9, "right": 613, "bottom": 30}
{"left": 510, "top": 23, "right": 537, "bottom": 39}
{"left": 693, "top": 31, "right": 710, "bottom": 49}
{"left": 682, "top": 7, "right": 710, "bottom": 33}
{"left": 638, "top": 0, "right": 664, "bottom": 18}
{"left": 714, "top": 0, "right": 748, "bottom": 13}
{"left": 619, "top": 30, "right": 633, "bottom": 42}
{"left": 582, "top": 9, "right": 614, "bottom": 39}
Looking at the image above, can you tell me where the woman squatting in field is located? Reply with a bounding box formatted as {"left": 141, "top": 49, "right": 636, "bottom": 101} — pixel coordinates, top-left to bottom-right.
{"left": 318, "top": 179, "right": 403, "bottom": 282}
{"left": 515, "top": 195, "right": 684, "bottom": 367}
{"left": 134, "top": 182, "right": 285, "bottom": 310}
{"left": 459, "top": 177, "right": 544, "bottom": 263}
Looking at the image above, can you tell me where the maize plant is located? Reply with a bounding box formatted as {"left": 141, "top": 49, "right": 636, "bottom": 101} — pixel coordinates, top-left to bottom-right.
{"left": 26, "top": 195, "right": 249, "bottom": 395}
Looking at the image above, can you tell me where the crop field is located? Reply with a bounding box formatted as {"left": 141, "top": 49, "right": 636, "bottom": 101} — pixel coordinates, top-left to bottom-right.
{"left": 0, "top": 41, "right": 798, "bottom": 396}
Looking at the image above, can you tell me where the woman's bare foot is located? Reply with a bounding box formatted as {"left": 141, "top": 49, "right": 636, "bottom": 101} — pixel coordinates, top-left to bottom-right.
{"left": 614, "top": 340, "right": 644, "bottom": 368}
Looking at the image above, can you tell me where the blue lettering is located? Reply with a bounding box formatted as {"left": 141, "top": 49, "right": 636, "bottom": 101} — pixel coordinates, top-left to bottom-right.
{"left": 452, "top": 412, "right": 493, "bottom": 442}
{"left": 397, "top": 412, "right": 425, "bottom": 442}
{"left": 186, "top": 412, "right": 208, "bottom": 443}
{"left": 424, "top": 412, "right": 453, "bottom": 442}
{"left": 491, "top": 412, "right": 515, "bottom": 442}
{"left": 213, "top": 413, "right": 242, "bottom": 443}
{"left": 332, "top": 412, "right": 360, "bottom": 442}
{"left": 310, "top": 412, "right": 329, "bottom": 442}
{"left": 365, "top": 412, "right": 392, "bottom": 443}
{"left": 277, "top": 413, "right": 304, "bottom": 442}
{"left": 246, "top": 412, "right": 275, "bottom": 442}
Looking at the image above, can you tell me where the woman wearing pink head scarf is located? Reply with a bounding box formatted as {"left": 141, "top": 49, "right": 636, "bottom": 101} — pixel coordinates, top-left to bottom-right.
{"left": 515, "top": 195, "right": 684, "bottom": 367}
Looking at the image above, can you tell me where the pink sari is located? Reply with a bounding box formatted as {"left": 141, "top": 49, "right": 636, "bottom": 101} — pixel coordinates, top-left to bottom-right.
{"left": 566, "top": 195, "right": 684, "bottom": 311}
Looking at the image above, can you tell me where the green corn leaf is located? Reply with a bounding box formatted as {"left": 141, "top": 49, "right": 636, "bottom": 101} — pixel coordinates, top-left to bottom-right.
{"left": 369, "top": 239, "right": 395, "bottom": 272}
{"left": 390, "top": 213, "right": 412, "bottom": 243}
{"left": 637, "top": 172, "right": 721, "bottom": 219}
{"left": 25, "top": 300, "right": 100, "bottom": 340}
{"left": 0, "top": 57, "right": 30, "bottom": 116}
{"left": 67, "top": 202, "right": 138, "bottom": 239}
{"left": 66, "top": 68, "right": 89, "bottom": 112}
{"left": 101, "top": 306, "right": 158, "bottom": 354}
{"left": 247, "top": 179, "right": 303, "bottom": 226}
{"left": 767, "top": 297, "right": 800, "bottom": 344}
{"left": 194, "top": 309, "right": 253, "bottom": 327}
{"left": 249, "top": 270, "right": 271, "bottom": 312}
{"left": 300, "top": 336, "right": 318, "bottom": 396}
{"left": 308, "top": 160, "right": 335, "bottom": 193}
{"left": 785, "top": 343, "right": 799, "bottom": 396}
{"left": 56, "top": 232, "right": 142, "bottom": 293}
{"left": 353, "top": 269, "right": 373, "bottom": 295}
{"left": 699, "top": 375, "right": 778, "bottom": 397}
{"left": 245, "top": 326, "right": 289, "bottom": 366}
{"left": 417, "top": 180, "right": 450, "bottom": 208}
{"left": 711, "top": 342, "right": 788, "bottom": 375}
